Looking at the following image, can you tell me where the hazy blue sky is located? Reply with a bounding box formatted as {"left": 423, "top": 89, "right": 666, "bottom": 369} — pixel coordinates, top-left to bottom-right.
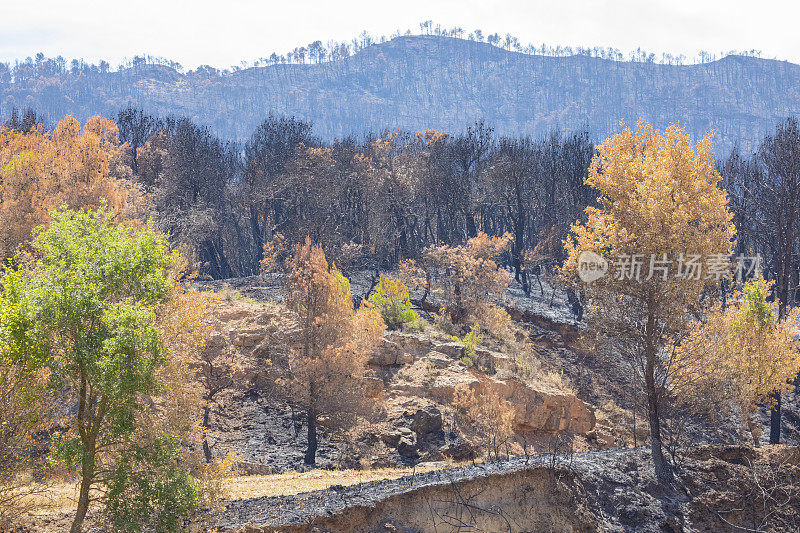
{"left": 1, "top": 0, "right": 797, "bottom": 69}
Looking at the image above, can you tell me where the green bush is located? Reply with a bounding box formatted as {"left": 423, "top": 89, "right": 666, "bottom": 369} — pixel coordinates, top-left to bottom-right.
{"left": 401, "top": 309, "right": 426, "bottom": 332}
{"left": 368, "top": 275, "right": 420, "bottom": 330}
{"left": 106, "top": 435, "right": 199, "bottom": 532}
{"left": 448, "top": 322, "right": 484, "bottom": 367}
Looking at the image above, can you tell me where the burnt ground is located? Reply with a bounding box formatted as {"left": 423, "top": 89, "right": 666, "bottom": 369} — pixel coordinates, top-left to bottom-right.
{"left": 198, "top": 273, "right": 800, "bottom": 472}
{"left": 210, "top": 444, "right": 800, "bottom": 532}
{"left": 212, "top": 447, "right": 664, "bottom": 531}
{"left": 205, "top": 390, "right": 341, "bottom": 474}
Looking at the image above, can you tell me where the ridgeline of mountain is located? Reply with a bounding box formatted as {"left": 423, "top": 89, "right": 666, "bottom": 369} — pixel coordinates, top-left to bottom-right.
{"left": 3, "top": 35, "right": 800, "bottom": 153}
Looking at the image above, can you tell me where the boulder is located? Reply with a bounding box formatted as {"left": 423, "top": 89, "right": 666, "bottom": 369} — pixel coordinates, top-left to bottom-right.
{"left": 481, "top": 378, "right": 596, "bottom": 434}
{"left": 435, "top": 342, "right": 465, "bottom": 359}
{"left": 411, "top": 406, "right": 443, "bottom": 437}
{"left": 396, "top": 433, "right": 419, "bottom": 458}
{"left": 440, "top": 434, "right": 474, "bottom": 461}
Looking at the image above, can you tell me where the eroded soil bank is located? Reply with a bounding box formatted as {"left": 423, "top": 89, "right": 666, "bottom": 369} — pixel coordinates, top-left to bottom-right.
{"left": 215, "top": 445, "right": 800, "bottom": 533}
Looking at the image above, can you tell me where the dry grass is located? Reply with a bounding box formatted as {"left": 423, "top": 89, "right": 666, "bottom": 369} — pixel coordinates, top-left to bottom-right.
{"left": 14, "top": 463, "right": 448, "bottom": 516}
{"left": 13, "top": 481, "right": 90, "bottom": 514}
{"left": 219, "top": 464, "right": 445, "bottom": 500}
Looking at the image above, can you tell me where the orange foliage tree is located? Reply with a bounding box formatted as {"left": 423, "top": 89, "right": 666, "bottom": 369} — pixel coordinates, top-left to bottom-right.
{"left": 155, "top": 284, "right": 238, "bottom": 465}
{"left": 452, "top": 383, "right": 514, "bottom": 461}
{"left": 0, "top": 114, "right": 143, "bottom": 260}
{"left": 283, "top": 238, "right": 384, "bottom": 465}
{"left": 420, "top": 232, "right": 512, "bottom": 327}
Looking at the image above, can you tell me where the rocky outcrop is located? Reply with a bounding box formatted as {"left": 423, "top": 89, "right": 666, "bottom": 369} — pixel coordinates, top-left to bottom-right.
{"left": 480, "top": 378, "right": 596, "bottom": 434}
{"left": 380, "top": 406, "right": 454, "bottom": 460}
{"left": 205, "top": 298, "right": 595, "bottom": 472}
{"left": 368, "top": 331, "right": 434, "bottom": 367}
{"left": 383, "top": 332, "right": 596, "bottom": 437}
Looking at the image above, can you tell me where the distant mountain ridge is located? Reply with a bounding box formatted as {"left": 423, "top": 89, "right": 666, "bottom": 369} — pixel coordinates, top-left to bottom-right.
{"left": 2, "top": 35, "right": 799, "bottom": 154}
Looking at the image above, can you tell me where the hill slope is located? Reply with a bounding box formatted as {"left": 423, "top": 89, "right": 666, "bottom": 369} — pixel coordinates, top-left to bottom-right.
{"left": 3, "top": 36, "right": 800, "bottom": 153}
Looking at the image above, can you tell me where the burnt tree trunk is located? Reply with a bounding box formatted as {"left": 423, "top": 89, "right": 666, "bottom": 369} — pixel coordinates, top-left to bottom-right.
{"left": 644, "top": 303, "right": 673, "bottom": 484}
{"left": 202, "top": 403, "right": 213, "bottom": 463}
{"left": 304, "top": 404, "right": 317, "bottom": 465}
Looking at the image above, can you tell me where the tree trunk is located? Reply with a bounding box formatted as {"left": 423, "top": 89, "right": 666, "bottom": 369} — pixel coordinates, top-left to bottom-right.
{"left": 644, "top": 304, "right": 673, "bottom": 484}
{"left": 71, "top": 476, "right": 92, "bottom": 532}
{"left": 645, "top": 371, "right": 672, "bottom": 483}
{"left": 249, "top": 204, "right": 263, "bottom": 271}
{"left": 70, "top": 443, "right": 95, "bottom": 532}
{"left": 71, "top": 369, "right": 93, "bottom": 533}
{"left": 746, "top": 410, "right": 761, "bottom": 447}
{"left": 770, "top": 215, "right": 793, "bottom": 444}
{"left": 465, "top": 212, "right": 477, "bottom": 239}
{"left": 304, "top": 404, "right": 317, "bottom": 465}
{"left": 202, "top": 403, "right": 213, "bottom": 463}
{"left": 769, "top": 391, "right": 781, "bottom": 444}
{"left": 131, "top": 141, "right": 139, "bottom": 176}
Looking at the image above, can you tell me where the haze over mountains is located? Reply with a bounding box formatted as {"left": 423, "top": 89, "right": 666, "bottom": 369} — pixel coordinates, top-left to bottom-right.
{"left": 2, "top": 34, "right": 799, "bottom": 154}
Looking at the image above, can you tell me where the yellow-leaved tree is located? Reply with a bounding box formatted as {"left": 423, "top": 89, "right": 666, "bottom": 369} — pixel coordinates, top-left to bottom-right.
{"left": 563, "top": 121, "right": 735, "bottom": 483}
{"left": 675, "top": 275, "right": 800, "bottom": 446}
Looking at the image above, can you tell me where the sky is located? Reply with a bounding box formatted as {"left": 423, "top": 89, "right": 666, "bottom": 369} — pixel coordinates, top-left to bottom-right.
{"left": 1, "top": 0, "right": 798, "bottom": 70}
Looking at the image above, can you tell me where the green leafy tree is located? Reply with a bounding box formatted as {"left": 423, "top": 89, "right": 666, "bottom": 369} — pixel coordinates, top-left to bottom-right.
{"left": 0, "top": 207, "right": 193, "bottom": 532}
{"left": 0, "top": 269, "right": 53, "bottom": 525}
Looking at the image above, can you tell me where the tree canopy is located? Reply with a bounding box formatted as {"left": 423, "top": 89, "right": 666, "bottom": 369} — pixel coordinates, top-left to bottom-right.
{"left": 0, "top": 207, "right": 193, "bottom": 532}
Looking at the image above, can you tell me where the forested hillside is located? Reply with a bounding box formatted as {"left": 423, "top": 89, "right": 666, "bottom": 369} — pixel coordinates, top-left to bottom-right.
{"left": 2, "top": 35, "right": 799, "bottom": 153}
{"left": 4, "top": 109, "right": 800, "bottom": 532}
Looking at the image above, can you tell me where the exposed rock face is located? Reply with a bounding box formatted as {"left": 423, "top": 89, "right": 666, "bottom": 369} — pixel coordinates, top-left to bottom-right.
{"left": 380, "top": 330, "right": 596, "bottom": 437}
{"left": 480, "top": 378, "right": 596, "bottom": 434}
{"left": 217, "top": 454, "right": 604, "bottom": 533}
{"left": 368, "top": 332, "right": 433, "bottom": 367}
{"left": 214, "top": 445, "right": 800, "bottom": 533}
